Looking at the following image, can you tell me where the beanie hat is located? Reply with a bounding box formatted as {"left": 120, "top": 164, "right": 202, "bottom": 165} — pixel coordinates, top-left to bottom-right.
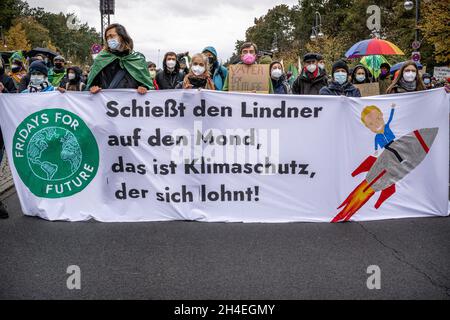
{"left": 332, "top": 60, "right": 349, "bottom": 74}
{"left": 29, "top": 60, "right": 48, "bottom": 76}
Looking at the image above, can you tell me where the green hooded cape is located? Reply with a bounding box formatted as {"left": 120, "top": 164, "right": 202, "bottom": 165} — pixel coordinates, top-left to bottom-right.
{"left": 86, "top": 50, "right": 154, "bottom": 89}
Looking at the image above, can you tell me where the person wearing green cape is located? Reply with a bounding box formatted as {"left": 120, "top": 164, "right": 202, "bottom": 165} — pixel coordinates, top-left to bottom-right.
{"left": 87, "top": 23, "right": 154, "bottom": 94}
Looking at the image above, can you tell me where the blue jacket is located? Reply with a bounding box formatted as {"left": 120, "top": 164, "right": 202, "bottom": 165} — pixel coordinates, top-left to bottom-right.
{"left": 374, "top": 108, "right": 396, "bottom": 151}
{"left": 319, "top": 81, "right": 361, "bottom": 97}
{"left": 203, "top": 46, "right": 227, "bottom": 91}
{"left": 211, "top": 63, "right": 228, "bottom": 91}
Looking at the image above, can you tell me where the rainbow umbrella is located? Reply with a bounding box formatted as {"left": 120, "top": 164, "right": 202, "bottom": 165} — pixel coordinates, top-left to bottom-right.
{"left": 360, "top": 55, "right": 389, "bottom": 79}
{"left": 345, "top": 38, "right": 404, "bottom": 59}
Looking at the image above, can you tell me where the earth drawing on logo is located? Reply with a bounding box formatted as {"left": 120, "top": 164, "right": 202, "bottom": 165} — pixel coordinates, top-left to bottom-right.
{"left": 27, "top": 127, "right": 82, "bottom": 181}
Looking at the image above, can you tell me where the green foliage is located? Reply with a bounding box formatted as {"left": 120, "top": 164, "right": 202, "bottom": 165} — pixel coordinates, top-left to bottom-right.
{"left": 237, "top": 0, "right": 447, "bottom": 68}
{"left": 1, "top": 0, "right": 101, "bottom": 66}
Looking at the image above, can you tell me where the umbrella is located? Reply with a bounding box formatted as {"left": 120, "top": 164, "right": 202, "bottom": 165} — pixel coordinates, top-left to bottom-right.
{"left": 389, "top": 61, "right": 423, "bottom": 74}
{"left": 345, "top": 38, "right": 404, "bottom": 59}
{"left": 360, "top": 55, "right": 389, "bottom": 79}
{"left": 26, "top": 47, "right": 58, "bottom": 59}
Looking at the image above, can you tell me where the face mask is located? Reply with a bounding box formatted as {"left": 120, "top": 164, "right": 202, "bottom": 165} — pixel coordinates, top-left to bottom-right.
{"left": 242, "top": 53, "right": 256, "bottom": 65}
{"left": 149, "top": 70, "right": 156, "bottom": 78}
{"left": 68, "top": 73, "right": 76, "bottom": 80}
{"left": 306, "top": 64, "right": 317, "bottom": 73}
{"left": 30, "top": 74, "right": 45, "bottom": 86}
{"left": 424, "top": 78, "right": 431, "bottom": 85}
{"left": 334, "top": 71, "right": 347, "bottom": 85}
{"left": 192, "top": 65, "right": 205, "bottom": 76}
{"left": 356, "top": 74, "right": 366, "bottom": 82}
{"left": 208, "top": 57, "right": 216, "bottom": 66}
{"left": 11, "top": 64, "right": 21, "bottom": 72}
{"left": 381, "top": 69, "right": 388, "bottom": 75}
{"left": 271, "top": 68, "right": 283, "bottom": 79}
{"left": 54, "top": 63, "right": 64, "bottom": 69}
{"left": 166, "top": 60, "right": 176, "bottom": 69}
{"left": 318, "top": 63, "right": 325, "bottom": 70}
{"left": 403, "top": 71, "right": 416, "bottom": 82}
{"left": 107, "top": 38, "right": 121, "bottom": 50}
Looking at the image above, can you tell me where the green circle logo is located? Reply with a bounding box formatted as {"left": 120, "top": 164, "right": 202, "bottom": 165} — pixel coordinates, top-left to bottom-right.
{"left": 13, "top": 109, "right": 99, "bottom": 198}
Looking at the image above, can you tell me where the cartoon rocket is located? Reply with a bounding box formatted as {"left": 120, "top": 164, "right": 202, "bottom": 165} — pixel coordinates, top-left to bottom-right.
{"left": 332, "top": 128, "right": 439, "bottom": 223}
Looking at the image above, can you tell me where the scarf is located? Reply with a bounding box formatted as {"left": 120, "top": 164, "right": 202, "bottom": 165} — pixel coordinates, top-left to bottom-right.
{"left": 398, "top": 77, "right": 417, "bottom": 91}
{"left": 27, "top": 81, "right": 50, "bottom": 93}
{"left": 183, "top": 72, "right": 215, "bottom": 90}
{"left": 87, "top": 49, "right": 153, "bottom": 89}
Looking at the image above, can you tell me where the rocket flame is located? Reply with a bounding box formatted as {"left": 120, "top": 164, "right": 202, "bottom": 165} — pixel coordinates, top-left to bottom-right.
{"left": 332, "top": 180, "right": 375, "bottom": 223}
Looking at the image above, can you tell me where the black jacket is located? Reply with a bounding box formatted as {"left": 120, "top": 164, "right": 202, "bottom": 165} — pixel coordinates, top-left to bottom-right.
{"left": 292, "top": 69, "right": 328, "bottom": 95}
{"left": 155, "top": 53, "right": 184, "bottom": 90}
{"left": 319, "top": 81, "right": 361, "bottom": 97}
{"left": 0, "top": 73, "right": 17, "bottom": 93}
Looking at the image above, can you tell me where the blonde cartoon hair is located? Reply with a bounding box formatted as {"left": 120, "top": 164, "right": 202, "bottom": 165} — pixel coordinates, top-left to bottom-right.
{"left": 361, "top": 105, "right": 382, "bottom": 125}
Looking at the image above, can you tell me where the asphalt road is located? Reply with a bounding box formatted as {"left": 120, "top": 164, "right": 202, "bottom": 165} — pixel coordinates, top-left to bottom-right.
{"left": 0, "top": 189, "right": 449, "bottom": 300}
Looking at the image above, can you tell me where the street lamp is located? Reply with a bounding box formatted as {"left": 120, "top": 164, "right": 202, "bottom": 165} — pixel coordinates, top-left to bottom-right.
{"left": 404, "top": 0, "right": 420, "bottom": 42}
{"left": 310, "top": 11, "right": 324, "bottom": 41}
{"left": 404, "top": 0, "right": 414, "bottom": 10}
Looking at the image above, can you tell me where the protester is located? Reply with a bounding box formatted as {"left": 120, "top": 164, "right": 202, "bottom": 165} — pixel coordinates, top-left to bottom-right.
{"left": 378, "top": 62, "right": 392, "bottom": 95}
{"left": 147, "top": 61, "right": 159, "bottom": 89}
{"left": 58, "top": 66, "right": 86, "bottom": 92}
{"left": 87, "top": 23, "right": 153, "bottom": 94}
{"left": 179, "top": 53, "right": 215, "bottom": 90}
{"left": 202, "top": 46, "right": 228, "bottom": 91}
{"left": 292, "top": 52, "right": 328, "bottom": 95}
{"left": 223, "top": 42, "right": 273, "bottom": 93}
{"left": 317, "top": 54, "right": 327, "bottom": 76}
{"left": 386, "top": 60, "right": 425, "bottom": 94}
{"left": 0, "top": 57, "right": 17, "bottom": 93}
{"left": 21, "top": 61, "right": 55, "bottom": 93}
{"left": 422, "top": 73, "right": 433, "bottom": 89}
{"left": 270, "top": 61, "right": 291, "bottom": 94}
{"left": 155, "top": 52, "right": 185, "bottom": 90}
{"left": 8, "top": 51, "right": 27, "bottom": 91}
{"left": 177, "top": 52, "right": 190, "bottom": 77}
{"left": 319, "top": 60, "right": 361, "bottom": 97}
{"left": 48, "top": 55, "right": 66, "bottom": 87}
{"left": 351, "top": 64, "right": 372, "bottom": 84}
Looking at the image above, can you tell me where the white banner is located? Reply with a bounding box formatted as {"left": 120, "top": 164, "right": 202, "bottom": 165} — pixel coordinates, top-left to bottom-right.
{"left": 0, "top": 88, "right": 448, "bottom": 222}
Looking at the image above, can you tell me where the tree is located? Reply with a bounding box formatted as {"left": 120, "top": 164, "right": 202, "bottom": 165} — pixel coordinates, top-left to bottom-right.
{"left": 5, "top": 22, "right": 31, "bottom": 51}
{"left": 419, "top": 0, "right": 450, "bottom": 64}
{"left": 14, "top": 16, "right": 51, "bottom": 49}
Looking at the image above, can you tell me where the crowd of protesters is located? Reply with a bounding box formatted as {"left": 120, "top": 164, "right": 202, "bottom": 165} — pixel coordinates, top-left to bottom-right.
{"left": 0, "top": 23, "right": 449, "bottom": 219}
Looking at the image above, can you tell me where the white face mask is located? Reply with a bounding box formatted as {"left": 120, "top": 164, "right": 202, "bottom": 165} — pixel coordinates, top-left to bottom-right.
{"left": 191, "top": 65, "right": 205, "bottom": 76}
{"left": 355, "top": 74, "right": 366, "bottom": 82}
{"left": 318, "top": 63, "right": 325, "bottom": 70}
{"left": 403, "top": 71, "right": 416, "bottom": 82}
{"left": 271, "top": 68, "right": 283, "bottom": 79}
{"left": 68, "top": 73, "right": 76, "bottom": 80}
{"left": 306, "top": 64, "right": 317, "bottom": 73}
{"left": 166, "top": 60, "right": 176, "bottom": 69}
{"left": 30, "top": 74, "right": 45, "bottom": 86}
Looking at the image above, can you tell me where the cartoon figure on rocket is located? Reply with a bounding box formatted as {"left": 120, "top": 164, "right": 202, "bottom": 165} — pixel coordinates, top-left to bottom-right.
{"left": 331, "top": 103, "right": 439, "bottom": 223}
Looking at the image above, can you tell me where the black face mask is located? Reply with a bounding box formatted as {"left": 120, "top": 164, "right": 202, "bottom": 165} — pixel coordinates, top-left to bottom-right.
{"left": 208, "top": 57, "right": 216, "bottom": 67}
{"left": 12, "top": 65, "right": 21, "bottom": 73}
{"left": 54, "top": 63, "right": 64, "bottom": 70}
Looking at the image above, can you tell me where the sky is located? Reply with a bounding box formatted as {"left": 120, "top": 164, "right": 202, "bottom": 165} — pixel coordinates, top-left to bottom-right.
{"left": 26, "top": 0, "right": 300, "bottom": 66}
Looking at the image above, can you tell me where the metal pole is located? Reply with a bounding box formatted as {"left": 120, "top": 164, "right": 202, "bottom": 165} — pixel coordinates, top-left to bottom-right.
{"left": 415, "top": 0, "right": 420, "bottom": 42}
